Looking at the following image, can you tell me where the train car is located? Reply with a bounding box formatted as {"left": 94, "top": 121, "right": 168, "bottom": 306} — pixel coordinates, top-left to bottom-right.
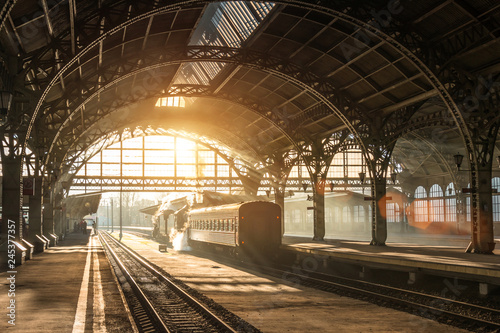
{"left": 187, "top": 201, "right": 282, "bottom": 260}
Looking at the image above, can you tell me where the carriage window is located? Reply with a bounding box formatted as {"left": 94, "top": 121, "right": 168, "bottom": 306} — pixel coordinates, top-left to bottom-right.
{"left": 225, "top": 220, "right": 228, "bottom": 231}
{"left": 229, "top": 219, "right": 233, "bottom": 232}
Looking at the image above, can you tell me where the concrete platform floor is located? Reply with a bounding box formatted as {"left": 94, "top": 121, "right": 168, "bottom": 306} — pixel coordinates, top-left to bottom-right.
{"left": 0, "top": 232, "right": 135, "bottom": 333}
{"left": 112, "top": 231, "right": 469, "bottom": 333}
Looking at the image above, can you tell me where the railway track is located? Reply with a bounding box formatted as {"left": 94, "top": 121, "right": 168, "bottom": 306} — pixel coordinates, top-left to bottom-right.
{"left": 244, "top": 261, "right": 500, "bottom": 332}
{"left": 184, "top": 247, "right": 500, "bottom": 332}
{"left": 98, "top": 231, "right": 248, "bottom": 333}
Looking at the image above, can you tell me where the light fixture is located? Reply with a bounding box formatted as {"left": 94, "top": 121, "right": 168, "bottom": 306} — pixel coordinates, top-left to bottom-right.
{"left": 358, "top": 172, "right": 365, "bottom": 183}
{"left": 0, "top": 90, "right": 13, "bottom": 126}
{"left": 265, "top": 189, "right": 271, "bottom": 198}
{"left": 302, "top": 182, "right": 308, "bottom": 192}
{"left": 390, "top": 172, "right": 397, "bottom": 184}
{"left": 454, "top": 153, "right": 464, "bottom": 170}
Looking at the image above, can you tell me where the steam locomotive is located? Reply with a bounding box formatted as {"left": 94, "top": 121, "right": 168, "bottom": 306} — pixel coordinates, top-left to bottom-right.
{"left": 187, "top": 201, "right": 282, "bottom": 260}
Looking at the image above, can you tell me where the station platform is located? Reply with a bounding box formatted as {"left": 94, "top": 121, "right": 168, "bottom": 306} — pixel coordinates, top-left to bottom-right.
{"left": 282, "top": 234, "right": 500, "bottom": 289}
{"left": 0, "top": 231, "right": 135, "bottom": 332}
{"left": 108, "top": 231, "right": 468, "bottom": 333}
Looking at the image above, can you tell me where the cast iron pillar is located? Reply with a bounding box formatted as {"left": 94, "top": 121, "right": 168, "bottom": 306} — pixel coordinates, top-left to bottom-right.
{"left": 312, "top": 177, "right": 326, "bottom": 241}
{"left": 370, "top": 176, "right": 388, "bottom": 246}
{"left": 301, "top": 134, "right": 348, "bottom": 241}
{"left": 1, "top": 155, "right": 23, "bottom": 241}
{"left": 43, "top": 193, "right": 54, "bottom": 236}
{"left": 470, "top": 167, "right": 496, "bottom": 253}
{"left": 274, "top": 187, "right": 285, "bottom": 237}
{"left": 53, "top": 191, "right": 63, "bottom": 237}
{"left": 28, "top": 176, "right": 43, "bottom": 243}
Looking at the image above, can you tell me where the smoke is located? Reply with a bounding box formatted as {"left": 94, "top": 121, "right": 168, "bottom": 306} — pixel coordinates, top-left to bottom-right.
{"left": 153, "top": 192, "right": 200, "bottom": 247}
{"left": 169, "top": 227, "right": 192, "bottom": 251}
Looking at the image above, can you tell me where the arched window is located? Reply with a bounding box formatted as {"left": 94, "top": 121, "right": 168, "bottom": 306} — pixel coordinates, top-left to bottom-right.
{"left": 342, "top": 206, "right": 351, "bottom": 224}
{"left": 466, "top": 183, "right": 471, "bottom": 222}
{"left": 445, "top": 183, "right": 456, "bottom": 222}
{"left": 353, "top": 206, "right": 365, "bottom": 223}
{"left": 429, "top": 184, "right": 444, "bottom": 222}
{"left": 414, "top": 186, "right": 428, "bottom": 222}
{"left": 386, "top": 202, "right": 400, "bottom": 223}
{"left": 492, "top": 178, "right": 500, "bottom": 222}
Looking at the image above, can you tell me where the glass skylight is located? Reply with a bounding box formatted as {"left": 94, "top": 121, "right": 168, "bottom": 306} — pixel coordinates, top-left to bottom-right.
{"left": 174, "top": 1, "right": 275, "bottom": 86}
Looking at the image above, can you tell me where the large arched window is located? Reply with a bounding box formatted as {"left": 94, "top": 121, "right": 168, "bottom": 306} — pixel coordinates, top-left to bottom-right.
{"left": 492, "top": 178, "right": 500, "bottom": 222}
{"left": 386, "top": 202, "right": 400, "bottom": 223}
{"left": 327, "top": 149, "right": 364, "bottom": 179}
{"left": 414, "top": 186, "right": 428, "bottom": 222}
{"left": 353, "top": 205, "right": 365, "bottom": 223}
{"left": 74, "top": 135, "right": 242, "bottom": 194}
{"left": 445, "top": 183, "right": 456, "bottom": 222}
{"left": 429, "top": 184, "right": 444, "bottom": 222}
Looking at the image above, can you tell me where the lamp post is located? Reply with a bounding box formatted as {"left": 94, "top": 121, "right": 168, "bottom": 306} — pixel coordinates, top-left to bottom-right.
{"left": 110, "top": 198, "right": 114, "bottom": 232}
{"left": 119, "top": 190, "right": 123, "bottom": 241}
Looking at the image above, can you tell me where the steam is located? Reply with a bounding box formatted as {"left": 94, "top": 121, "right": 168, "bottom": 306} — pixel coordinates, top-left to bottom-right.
{"left": 169, "top": 227, "right": 192, "bottom": 251}
{"left": 153, "top": 192, "right": 200, "bottom": 250}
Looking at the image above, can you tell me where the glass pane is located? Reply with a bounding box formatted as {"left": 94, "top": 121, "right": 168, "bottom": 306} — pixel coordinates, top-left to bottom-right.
{"left": 102, "top": 164, "right": 120, "bottom": 176}
{"left": 145, "top": 136, "right": 175, "bottom": 149}
{"left": 86, "top": 163, "right": 101, "bottom": 176}
{"left": 145, "top": 164, "right": 175, "bottom": 177}
{"left": 122, "top": 164, "right": 142, "bottom": 177}
{"left": 177, "top": 164, "right": 196, "bottom": 177}
{"left": 102, "top": 150, "right": 120, "bottom": 163}
{"left": 145, "top": 150, "right": 174, "bottom": 164}
{"left": 217, "top": 165, "right": 229, "bottom": 177}
{"left": 177, "top": 150, "right": 196, "bottom": 164}
{"left": 198, "top": 150, "right": 215, "bottom": 164}
{"left": 123, "top": 149, "right": 143, "bottom": 163}
{"left": 88, "top": 153, "right": 101, "bottom": 163}
{"left": 122, "top": 137, "right": 143, "bottom": 149}
{"left": 200, "top": 165, "right": 215, "bottom": 177}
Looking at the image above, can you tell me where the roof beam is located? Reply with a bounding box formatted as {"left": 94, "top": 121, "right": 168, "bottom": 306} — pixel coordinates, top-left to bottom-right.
{"left": 69, "top": 0, "right": 76, "bottom": 54}
{"left": 412, "top": 0, "right": 452, "bottom": 25}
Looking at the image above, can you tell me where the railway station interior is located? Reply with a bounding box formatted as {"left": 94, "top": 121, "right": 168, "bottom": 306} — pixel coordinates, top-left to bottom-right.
{"left": 0, "top": 0, "right": 500, "bottom": 332}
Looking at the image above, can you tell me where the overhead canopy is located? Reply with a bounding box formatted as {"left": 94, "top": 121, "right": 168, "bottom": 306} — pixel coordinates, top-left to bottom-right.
{"left": 65, "top": 194, "right": 102, "bottom": 221}
{"left": 0, "top": 0, "right": 498, "bottom": 191}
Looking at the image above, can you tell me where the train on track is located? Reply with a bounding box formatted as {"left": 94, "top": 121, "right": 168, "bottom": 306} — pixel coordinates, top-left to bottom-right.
{"left": 187, "top": 201, "right": 282, "bottom": 260}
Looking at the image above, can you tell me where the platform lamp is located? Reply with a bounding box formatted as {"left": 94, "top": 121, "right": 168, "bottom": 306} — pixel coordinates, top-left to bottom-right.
{"left": 454, "top": 153, "right": 464, "bottom": 170}
{"left": 0, "top": 90, "right": 13, "bottom": 126}
{"left": 358, "top": 172, "right": 366, "bottom": 184}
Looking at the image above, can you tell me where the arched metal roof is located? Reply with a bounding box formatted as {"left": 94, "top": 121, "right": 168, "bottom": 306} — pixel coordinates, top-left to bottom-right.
{"left": 0, "top": 0, "right": 499, "bottom": 187}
